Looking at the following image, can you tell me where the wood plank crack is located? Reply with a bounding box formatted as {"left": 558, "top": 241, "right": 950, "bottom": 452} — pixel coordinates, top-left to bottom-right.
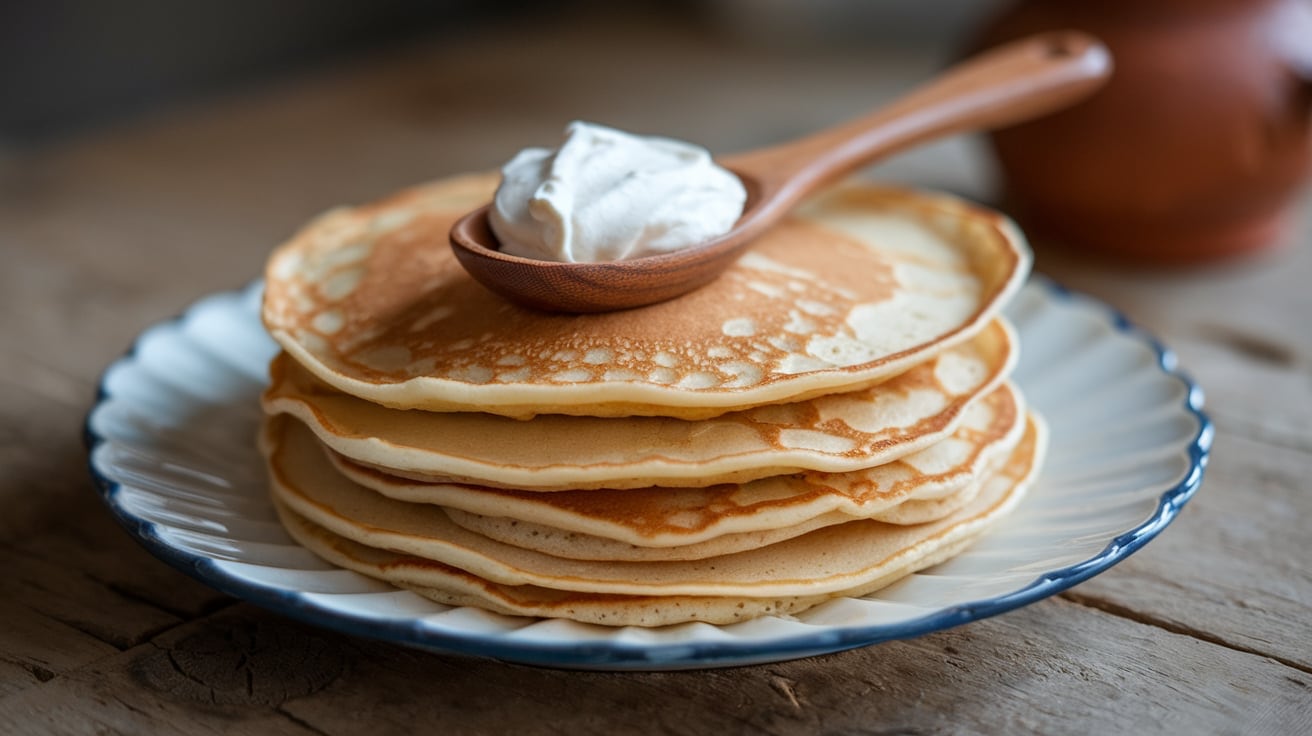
{"left": 276, "top": 706, "right": 333, "bottom": 736}
{"left": 1195, "top": 323, "right": 1302, "bottom": 370}
{"left": 8, "top": 659, "right": 57, "bottom": 685}
{"left": 0, "top": 535, "right": 240, "bottom": 654}
{"left": 768, "top": 672, "right": 804, "bottom": 710}
{"left": 1060, "top": 590, "right": 1312, "bottom": 675}
{"left": 102, "top": 580, "right": 237, "bottom": 623}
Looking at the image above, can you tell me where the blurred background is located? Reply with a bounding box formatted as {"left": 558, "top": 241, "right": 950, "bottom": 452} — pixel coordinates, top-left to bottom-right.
{"left": 2, "top": 0, "right": 1034, "bottom": 300}
{"left": 1, "top": 0, "right": 1000, "bottom": 145}
{"left": 1, "top": 0, "right": 1308, "bottom": 273}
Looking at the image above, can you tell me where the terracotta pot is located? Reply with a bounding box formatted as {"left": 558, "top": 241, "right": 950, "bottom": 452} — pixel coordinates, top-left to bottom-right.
{"left": 973, "top": 0, "right": 1312, "bottom": 263}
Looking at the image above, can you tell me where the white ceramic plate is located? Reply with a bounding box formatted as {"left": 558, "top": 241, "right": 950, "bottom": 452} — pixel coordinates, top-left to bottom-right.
{"left": 86, "top": 278, "right": 1210, "bottom": 670}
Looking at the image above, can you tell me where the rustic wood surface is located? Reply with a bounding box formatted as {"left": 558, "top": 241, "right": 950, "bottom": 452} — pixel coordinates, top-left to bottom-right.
{"left": 2, "top": 14, "right": 1310, "bottom": 735}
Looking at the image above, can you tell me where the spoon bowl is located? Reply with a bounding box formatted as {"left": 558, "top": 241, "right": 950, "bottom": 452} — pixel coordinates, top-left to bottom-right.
{"left": 451, "top": 31, "right": 1112, "bottom": 313}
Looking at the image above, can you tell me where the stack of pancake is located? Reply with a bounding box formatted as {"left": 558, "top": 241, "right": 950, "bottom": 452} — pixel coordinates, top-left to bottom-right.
{"left": 259, "top": 173, "right": 1046, "bottom": 627}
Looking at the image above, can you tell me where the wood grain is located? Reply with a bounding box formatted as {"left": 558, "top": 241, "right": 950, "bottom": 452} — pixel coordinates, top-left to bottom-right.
{"left": 0, "top": 599, "right": 117, "bottom": 701}
{"left": 276, "top": 597, "right": 1312, "bottom": 735}
{"left": 1, "top": 10, "right": 1309, "bottom": 734}
{"left": 1065, "top": 432, "right": 1312, "bottom": 672}
{"left": 3, "top": 600, "right": 1308, "bottom": 734}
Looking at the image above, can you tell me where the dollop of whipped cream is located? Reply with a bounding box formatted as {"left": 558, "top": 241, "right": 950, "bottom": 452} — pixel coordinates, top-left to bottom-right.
{"left": 489, "top": 121, "right": 747, "bottom": 263}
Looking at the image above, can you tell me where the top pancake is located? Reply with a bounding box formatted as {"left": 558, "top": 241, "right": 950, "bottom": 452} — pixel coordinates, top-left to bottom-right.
{"left": 263, "top": 173, "right": 1029, "bottom": 418}
{"left": 262, "top": 318, "right": 1015, "bottom": 491}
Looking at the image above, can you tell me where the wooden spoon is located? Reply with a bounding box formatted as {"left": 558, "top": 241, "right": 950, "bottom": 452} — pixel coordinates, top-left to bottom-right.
{"left": 451, "top": 31, "right": 1111, "bottom": 313}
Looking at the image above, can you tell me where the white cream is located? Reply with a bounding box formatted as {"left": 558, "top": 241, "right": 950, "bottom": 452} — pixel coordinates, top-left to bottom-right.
{"left": 489, "top": 121, "right": 747, "bottom": 263}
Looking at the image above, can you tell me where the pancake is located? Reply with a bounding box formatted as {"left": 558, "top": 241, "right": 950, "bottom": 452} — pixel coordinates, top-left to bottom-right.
{"left": 262, "top": 173, "right": 1029, "bottom": 419}
{"left": 309, "top": 383, "right": 1025, "bottom": 555}
{"left": 262, "top": 414, "right": 1044, "bottom": 598}
{"left": 438, "top": 479, "right": 988, "bottom": 562}
{"left": 277, "top": 504, "right": 832, "bottom": 626}
{"left": 277, "top": 504, "right": 980, "bottom": 627}
{"left": 262, "top": 318, "right": 1016, "bottom": 491}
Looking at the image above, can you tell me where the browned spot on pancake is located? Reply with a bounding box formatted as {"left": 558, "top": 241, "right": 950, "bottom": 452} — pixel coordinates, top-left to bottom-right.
{"left": 332, "top": 212, "right": 475, "bottom": 352}
{"left": 319, "top": 215, "right": 898, "bottom": 389}
{"left": 816, "top": 385, "right": 1017, "bottom": 499}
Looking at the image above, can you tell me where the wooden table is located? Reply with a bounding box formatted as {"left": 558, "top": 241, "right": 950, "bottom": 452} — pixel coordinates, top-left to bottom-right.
{"left": 3, "top": 16, "right": 1309, "bottom": 734}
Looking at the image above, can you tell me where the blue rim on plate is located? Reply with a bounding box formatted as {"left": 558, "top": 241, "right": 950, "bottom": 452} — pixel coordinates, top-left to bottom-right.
{"left": 84, "top": 277, "right": 1212, "bottom": 669}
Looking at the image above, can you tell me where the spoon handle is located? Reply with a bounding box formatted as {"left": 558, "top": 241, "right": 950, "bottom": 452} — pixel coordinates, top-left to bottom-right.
{"left": 723, "top": 31, "right": 1112, "bottom": 214}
